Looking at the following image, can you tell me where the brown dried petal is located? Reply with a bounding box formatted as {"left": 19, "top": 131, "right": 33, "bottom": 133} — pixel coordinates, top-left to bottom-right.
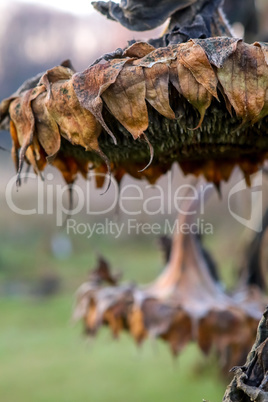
{"left": 128, "top": 306, "right": 147, "bottom": 344}
{"left": 31, "top": 91, "right": 61, "bottom": 161}
{"left": 45, "top": 80, "right": 102, "bottom": 152}
{"left": 193, "top": 37, "right": 240, "bottom": 68}
{"left": 102, "top": 65, "right": 148, "bottom": 139}
{"left": 103, "top": 307, "right": 124, "bottom": 337}
{"left": 217, "top": 41, "right": 268, "bottom": 124}
{"left": 94, "top": 164, "right": 108, "bottom": 188}
{"left": 144, "top": 63, "right": 175, "bottom": 119}
{"left": 40, "top": 65, "right": 74, "bottom": 84}
{"left": 137, "top": 45, "right": 177, "bottom": 68}
{"left": 253, "top": 41, "right": 268, "bottom": 65}
{"left": 123, "top": 42, "right": 155, "bottom": 58}
{"left": 161, "top": 310, "right": 192, "bottom": 355}
{"left": 0, "top": 96, "right": 16, "bottom": 124}
{"left": 179, "top": 41, "right": 218, "bottom": 99}
{"left": 25, "top": 139, "right": 47, "bottom": 177}
{"left": 177, "top": 61, "right": 212, "bottom": 128}
{"left": 9, "top": 120, "right": 20, "bottom": 171}
{"left": 8, "top": 85, "right": 46, "bottom": 177}
{"left": 51, "top": 155, "right": 79, "bottom": 184}
{"left": 85, "top": 299, "right": 99, "bottom": 334}
{"left": 73, "top": 59, "right": 131, "bottom": 143}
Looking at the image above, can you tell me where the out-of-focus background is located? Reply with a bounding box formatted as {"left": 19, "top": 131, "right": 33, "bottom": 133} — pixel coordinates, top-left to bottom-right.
{"left": 1, "top": 1, "right": 268, "bottom": 401}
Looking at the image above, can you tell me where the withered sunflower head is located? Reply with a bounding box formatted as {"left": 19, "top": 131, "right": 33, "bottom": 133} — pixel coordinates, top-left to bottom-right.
{"left": 1, "top": 38, "right": 268, "bottom": 189}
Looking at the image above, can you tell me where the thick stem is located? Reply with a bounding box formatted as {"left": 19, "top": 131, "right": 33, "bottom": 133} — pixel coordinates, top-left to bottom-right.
{"left": 146, "top": 186, "right": 226, "bottom": 304}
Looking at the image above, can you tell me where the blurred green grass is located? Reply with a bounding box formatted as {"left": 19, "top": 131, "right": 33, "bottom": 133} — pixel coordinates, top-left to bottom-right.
{"left": 0, "top": 232, "right": 227, "bottom": 402}
{"left": 0, "top": 296, "right": 226, "bottom": 402}
{"left": 0, "top": 159, "right": 241, "bottom": 401}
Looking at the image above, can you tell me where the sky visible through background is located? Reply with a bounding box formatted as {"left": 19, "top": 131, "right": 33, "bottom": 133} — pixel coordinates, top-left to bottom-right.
{"left": 1, "top": 0, "right": 120, "bottom": 16}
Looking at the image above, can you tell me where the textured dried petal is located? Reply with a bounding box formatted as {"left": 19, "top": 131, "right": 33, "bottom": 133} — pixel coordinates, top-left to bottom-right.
{"left": 0, "top": 96, "right": 17, "bottom": 123}
{"left": 9, "top": 120, "right": 20, "bottom": 171}
{"left": 252, "top": 42, "right": 268, "bottom": 120}
{"left": 179, "top": 41, "right": 218, "bottom": 99}
{"left": 31, "top": 91, "right": 61, "bottom": 161}
{"left": 39, "top": 65, "right": 73, "bottom": 88}
{"left": 169, "top": 60, "right": 181, "bottom": 93}
{"left": 102, "top": 65, "right": 148, "bottom": 139}
{"left": 255, "top": 42, "right": 268, "bottom": 65}
{"left": 43, "top": 79, "right": 102, "bottom": 152}
{"left": 177, "top": 61, "right": 212, "bottom": 128}
{"left": 8, "top": 85, "right": 46, "bottom": 178}
{"left": 25, "top": 136, "right": 47, "bottom": 176}
{"left": 217, "top": 41, "right": 268, "bottom": 124}
{"left": 30, "top": 65, "right": 75, "bottom": 160}
{"left": 144, "top": 63, "right": 175, "bottom": 119}
{"left": 194, "top": 37, "right": 240, "bottom": 68}
{"left": 73, "top": 59, "right": 131, "bottom": 143}
{"left": 51, "top": 155, "right": 80, "bottom": 184}
{"left": 123, "top": 42, "right": 155, "bottom": 58}
{"left": 137, "top": 45, "right": 177, "bottom": 68}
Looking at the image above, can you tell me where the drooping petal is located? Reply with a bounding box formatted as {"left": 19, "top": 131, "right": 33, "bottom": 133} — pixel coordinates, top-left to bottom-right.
{"left": 217, "top": 41, "right": 268, "bottom": 124}
{"left": 144, "top": 63, "right": 175, "bottom": 119}
{"left": 73, "top": 59, "right": 132, "bottom": 143}
{"left": 102, "top": 65, "right": 148, "bottom": 139}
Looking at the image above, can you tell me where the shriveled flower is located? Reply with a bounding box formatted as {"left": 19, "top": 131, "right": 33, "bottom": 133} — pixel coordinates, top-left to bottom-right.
{"left": 73, "top": 197, "right": 268, "bottom": 372}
